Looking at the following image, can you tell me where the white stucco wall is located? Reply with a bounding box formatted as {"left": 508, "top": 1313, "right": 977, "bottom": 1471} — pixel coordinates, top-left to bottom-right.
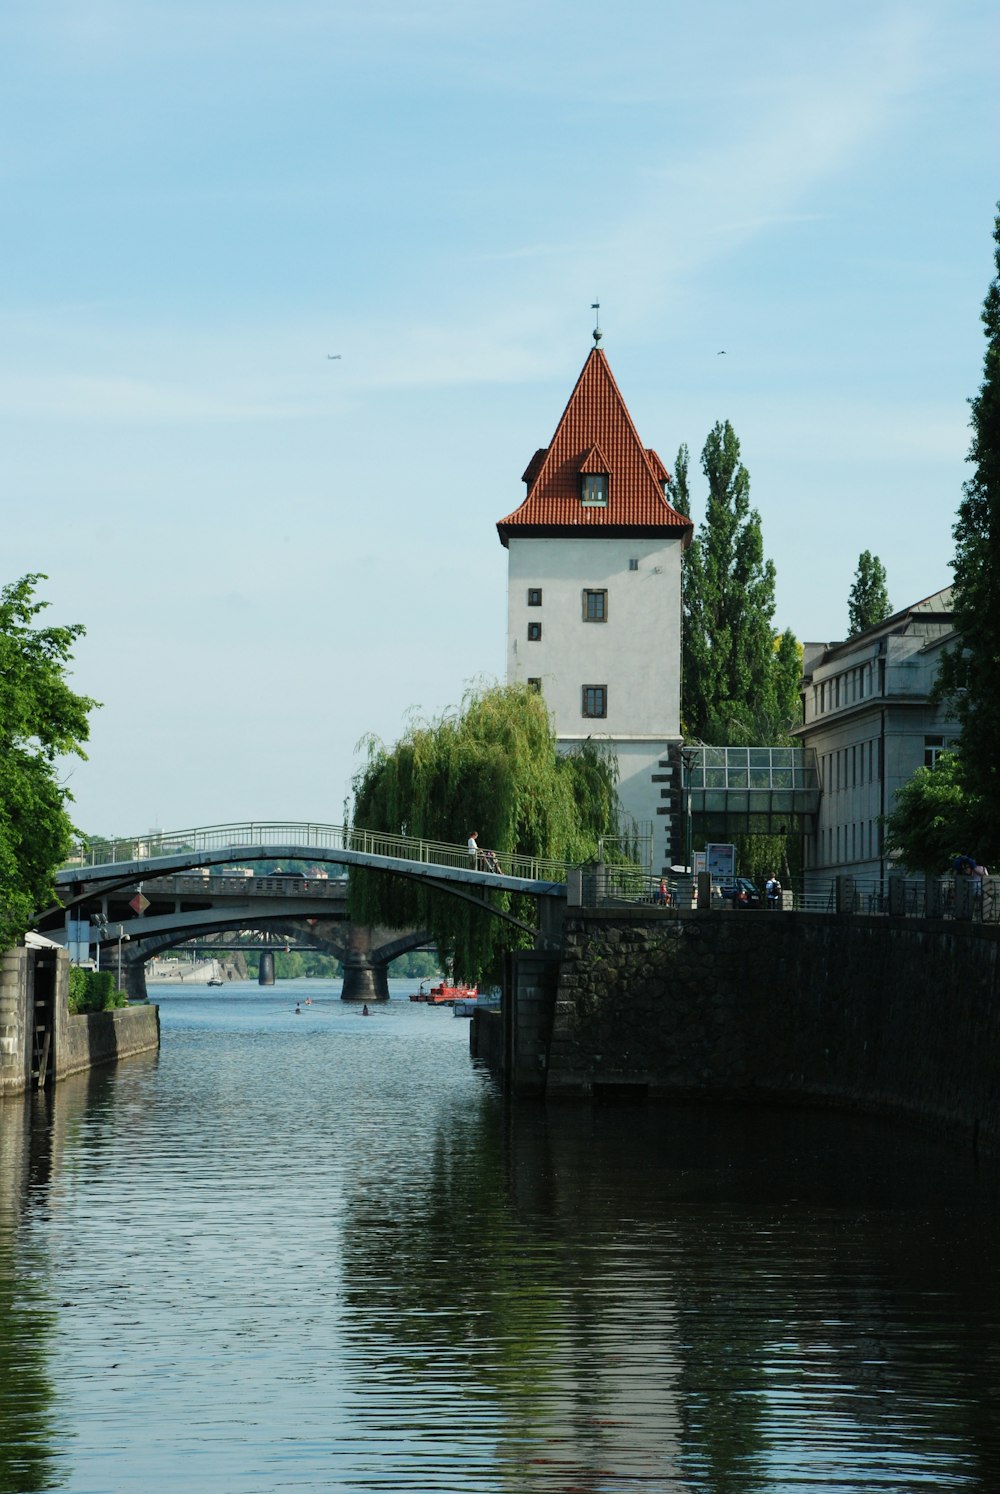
{"left": 505, "top": 536, "right": 683, "bottom": 739}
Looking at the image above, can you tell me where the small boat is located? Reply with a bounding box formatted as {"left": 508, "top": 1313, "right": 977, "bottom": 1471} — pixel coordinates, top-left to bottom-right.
{"left": 426, "top": 982, "right": 478, "bottom": 1006}
{"left": 207, "top": 977, "right": 224, "bottom": 987}
{"left": 409, "top": 981, "right": 430, "bottom": 1003}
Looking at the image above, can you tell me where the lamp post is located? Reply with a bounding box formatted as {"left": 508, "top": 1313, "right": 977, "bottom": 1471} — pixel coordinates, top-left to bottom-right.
{"left": 117, "top": 924, "right": 130, "bottom": 992}
{"left": 680, "top": 747, "right": 698, "bottom": 876}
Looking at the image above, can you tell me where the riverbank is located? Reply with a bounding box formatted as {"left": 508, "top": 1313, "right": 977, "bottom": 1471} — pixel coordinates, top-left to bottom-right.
{"left": 0, "top": 940, "right": 159, "bottom": 1095}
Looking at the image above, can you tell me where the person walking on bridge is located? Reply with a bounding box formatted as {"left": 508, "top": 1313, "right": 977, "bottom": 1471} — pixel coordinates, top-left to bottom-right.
{"left": 467, "top": 831, "right": 479, "bottom": 869}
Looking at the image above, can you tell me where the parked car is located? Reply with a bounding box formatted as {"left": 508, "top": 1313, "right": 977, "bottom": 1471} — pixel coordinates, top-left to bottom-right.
{"left": 719, "top": 876, "right": 762, "bottom": 908}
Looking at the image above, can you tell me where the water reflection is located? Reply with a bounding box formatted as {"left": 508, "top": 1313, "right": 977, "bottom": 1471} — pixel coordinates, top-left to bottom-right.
{"left": 0, "top": 982, "right": 998, "bottom": 1492}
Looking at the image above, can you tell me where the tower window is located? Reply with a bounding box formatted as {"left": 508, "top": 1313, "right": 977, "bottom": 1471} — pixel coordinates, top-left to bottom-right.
{"left": 582, "top": 685, "right": 607, "bottom": 719}
{"left": 581, "top": 474, "right": 608, "bottom": 507}
{"left": 629, "top": 558, "right": 639, "bottom": 571}
{"left": 527, "top": 677, "right": 541, "bottom": 692}
{"left": 582, "top": 589, "right": 607, "bottom": 622}
{"left": 527, "top": 588, "right": 542, "bottom": 606}
{"left": 527, "top": 622, "right": 542, "bottom": 642}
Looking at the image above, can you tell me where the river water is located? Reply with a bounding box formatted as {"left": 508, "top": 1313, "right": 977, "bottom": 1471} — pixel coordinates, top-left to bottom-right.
{"left": 2, "top": 979, "right": 1000, "bottom": 1493}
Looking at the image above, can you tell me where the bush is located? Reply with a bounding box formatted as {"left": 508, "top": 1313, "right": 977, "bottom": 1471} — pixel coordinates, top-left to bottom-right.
{"left": 67, "top": 967, "right": 128, "bottom": 1013}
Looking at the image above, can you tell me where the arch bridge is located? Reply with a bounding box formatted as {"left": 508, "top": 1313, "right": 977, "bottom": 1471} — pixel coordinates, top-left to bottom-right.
{"left": 41, "top": 822, "right": 571, "bottom": 1002}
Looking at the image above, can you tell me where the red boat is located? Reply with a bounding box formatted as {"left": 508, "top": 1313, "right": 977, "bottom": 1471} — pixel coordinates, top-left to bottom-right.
{"left": 426, "top": 982, "right": 478, "bottom": 1006}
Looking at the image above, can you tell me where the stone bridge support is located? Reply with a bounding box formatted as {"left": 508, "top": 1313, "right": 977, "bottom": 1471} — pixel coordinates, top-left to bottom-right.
{"left": 340, "top": 925, "right": 388, "bottom": 1004}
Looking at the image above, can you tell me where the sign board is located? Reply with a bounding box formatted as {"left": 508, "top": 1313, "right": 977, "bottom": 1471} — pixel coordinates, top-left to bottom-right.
{"left": 692, "top": 851, "right": 707, "bottom": 878}
{"left": 129, "top": 893, "right": 150, "bottom": 915}
{"left": 706, "top": 843, "right": 736, "bottom": 881}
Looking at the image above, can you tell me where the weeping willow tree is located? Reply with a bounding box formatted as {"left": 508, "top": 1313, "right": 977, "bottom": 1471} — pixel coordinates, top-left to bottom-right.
{"left": 349, "top": 683, "right": 623, "bottom": 980}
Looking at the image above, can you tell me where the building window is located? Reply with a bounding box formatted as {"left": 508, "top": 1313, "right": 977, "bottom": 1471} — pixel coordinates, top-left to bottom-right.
{"left": 582, "top": 589, "right": 607, "bottom": 622}
{"left": 527, "top": 677, "right": 541, "bottom": 692}
{"left": 527, "top": 588, "right": 542, "bottom": 606}
{"left": 581, "top": 473, "right": 608, "bottom": 507}
{"left": 629, "top": 558, "right": 639, "bottom": 571}
{"left": 582, "top": 685, "right": 607, "bottom": 719}
{"left": 924, "top": 735, "right": 952, "bottom": 768}
{"left": 527, "top": 622, "right": 542, "bottom": 642}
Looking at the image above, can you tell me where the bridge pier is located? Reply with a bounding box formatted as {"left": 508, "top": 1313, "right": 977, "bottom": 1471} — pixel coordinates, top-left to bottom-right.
{"left": 123, "top": 960, "right": 148, "bottom": 1003}
{"left": 341, "top": 926, "right": 389, "bottom": 1003}
{"left": 259, "top": 951, "right": 275, "bottom": 986}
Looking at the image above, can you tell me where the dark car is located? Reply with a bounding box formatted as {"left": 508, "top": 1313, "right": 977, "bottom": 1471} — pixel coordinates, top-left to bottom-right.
{"left": 719, "top": 876, "right": 762, "bottom": 908}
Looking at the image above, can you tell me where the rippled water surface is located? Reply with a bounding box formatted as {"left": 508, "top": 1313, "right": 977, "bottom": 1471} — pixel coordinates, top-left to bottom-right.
{"left": 3, "top": 979, "right": 1000, "bottom": 1492}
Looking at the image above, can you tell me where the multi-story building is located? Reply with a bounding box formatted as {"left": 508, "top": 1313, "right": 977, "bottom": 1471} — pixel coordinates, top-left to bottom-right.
{"left": 496, "top": 334, "right": 692, "bottom": 871}
{"left": 794, "top": 587, "right": 956, "bottom": 883}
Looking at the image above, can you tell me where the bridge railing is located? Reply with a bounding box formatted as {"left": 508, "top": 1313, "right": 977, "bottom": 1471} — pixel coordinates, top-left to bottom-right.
{"left": 66, "top": 822, "right": 573, "bottom": 887}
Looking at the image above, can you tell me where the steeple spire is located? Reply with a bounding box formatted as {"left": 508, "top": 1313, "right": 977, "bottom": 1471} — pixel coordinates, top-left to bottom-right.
{"left": 591, "top": 299, "right": 602, "bottom": 346}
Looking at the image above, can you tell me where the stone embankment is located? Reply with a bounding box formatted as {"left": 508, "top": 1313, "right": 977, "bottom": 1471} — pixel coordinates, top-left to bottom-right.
{"left": 1, "top": 943, "right": 159, "bottom": 1096}
{"left": 479, "top": 909, "right": 1000, "bottom": 1150}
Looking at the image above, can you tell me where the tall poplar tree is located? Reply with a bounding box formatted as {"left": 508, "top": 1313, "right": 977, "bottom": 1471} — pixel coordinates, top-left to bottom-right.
{"left": 847, "top": 551, "right": 891, "bottom": 635}
{"left": 673, "top": 421, "right": 780, "bottom": 742}
{"left": 936, "top": 203, "right": 1000, "bottom": 862}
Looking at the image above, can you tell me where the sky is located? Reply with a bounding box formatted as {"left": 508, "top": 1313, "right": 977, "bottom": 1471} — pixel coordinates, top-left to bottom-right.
{"left": 2, "top": 0, "right": 997, "bottom": 837}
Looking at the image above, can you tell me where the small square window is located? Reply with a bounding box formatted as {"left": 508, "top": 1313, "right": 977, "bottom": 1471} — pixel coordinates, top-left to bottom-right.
{"left": 527, "top": 677, "right": 541, "bottom": 692}
{"left": 581, "top": 474, "right": 608, "bottom": 507}
{"left": 527, "top": 588, "right": 542, "bottom": 606}
{"left": 527, "top": 622, "right": 542, "bottom": 642}
{"left": 628, "top": 558, "right": 639, "bottom": 571}
{"left": 583, "top": 589, "right": 607, "bottom": 622}
{"left": 582, "top": 685, "right": 607, "bottom": 718}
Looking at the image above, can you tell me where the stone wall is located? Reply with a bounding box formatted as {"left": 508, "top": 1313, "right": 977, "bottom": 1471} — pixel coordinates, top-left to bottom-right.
{"left": 55, "top": 1004, "right": 161, "bottom": 1081}
{"left": 0, "top": 946, "right": 32, "bottom": 1095}
{"left": 0, "top": 941, "right": 160, "bottom": 1094}
{"left": 541, "top": 909, "right": 1000, "bottom": 1147}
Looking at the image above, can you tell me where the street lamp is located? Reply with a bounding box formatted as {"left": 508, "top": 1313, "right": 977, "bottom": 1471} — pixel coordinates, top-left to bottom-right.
{"left": 680, "top": 747, "right": 698, "bottom": 875}
{"left": 117, "top": 924, "right": 130, "bottom": 992}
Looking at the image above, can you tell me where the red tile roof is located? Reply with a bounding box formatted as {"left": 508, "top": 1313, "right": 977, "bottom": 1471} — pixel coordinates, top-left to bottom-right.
{"left": 497, "top": 347, "right": 692, "bottom": 547}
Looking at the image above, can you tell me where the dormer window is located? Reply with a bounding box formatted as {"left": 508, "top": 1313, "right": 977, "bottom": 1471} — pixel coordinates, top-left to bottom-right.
{"left": 581, "top": 473, "right": 608, "bottom": 507}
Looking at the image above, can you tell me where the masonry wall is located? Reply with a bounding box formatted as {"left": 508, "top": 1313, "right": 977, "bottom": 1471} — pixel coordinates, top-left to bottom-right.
{"left": 0, "top": 942, "right": 160, "bottom": 1094}
{"left": 0, "top": 946, "right": 32, "bottom": 1095}
{"left": 541, "top": 910, "right": 1000, "bottom": 1148}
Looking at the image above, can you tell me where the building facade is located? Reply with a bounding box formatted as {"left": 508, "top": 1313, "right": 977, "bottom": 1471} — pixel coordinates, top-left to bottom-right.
{"left": 794, "top": 588, "right": 956, "bottom": 884}
{"left": 496, "top": 337, "right": 692, "bottom": 871}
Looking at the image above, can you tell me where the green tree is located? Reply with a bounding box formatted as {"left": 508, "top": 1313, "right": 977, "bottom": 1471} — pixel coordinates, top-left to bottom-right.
{"left": 847, "top": 551, "right": 891, "bottom": 635}
{"left": 675, "top": 422, "right": 782, "bottom": 742}
{"left": 0, "top": 575, "right": 96, "bottom": 951}
{"left": 349, "top": 683, "right": 623, "bottom": 981}
{"left": 882, "top": 752, "right": 978, "bottom": 874}
{"left": 936, "top": 205, "right": 1000, "bottom": 863}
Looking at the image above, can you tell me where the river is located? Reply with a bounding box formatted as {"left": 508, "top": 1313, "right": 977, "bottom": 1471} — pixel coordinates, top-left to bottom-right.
{"left": 2, "top": 978, "right": 1000, "bottom": 1492}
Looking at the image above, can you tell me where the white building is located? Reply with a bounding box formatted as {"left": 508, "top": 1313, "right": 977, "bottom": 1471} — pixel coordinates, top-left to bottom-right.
{"left": 496, "top": 336, "right": 692, "bottom": 871}
{"left": 794, "top": 587, "right": 957, "bottom": 884}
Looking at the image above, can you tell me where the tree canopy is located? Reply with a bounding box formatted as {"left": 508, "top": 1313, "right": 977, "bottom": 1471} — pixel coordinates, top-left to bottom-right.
{"left": 847, "top": 551, "right": 891, "bottom": 636}
{"left": 672, "top": 423, "right": 799, "bottom": 744}
{"left": 882, "top": 752, "right": 980, "bottom": 875}
{"left": 0, "top": 575, "right": 96, "bottom": 950}
{"left": 935, "top": 204, "right": 1000, "bottom": 864}
{"left": 349, "top": 682, "right": 624, "bottom": 980}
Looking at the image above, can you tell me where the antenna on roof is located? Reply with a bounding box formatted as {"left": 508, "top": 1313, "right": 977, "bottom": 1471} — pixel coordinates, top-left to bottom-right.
{"left": 591, "top": 300, "right": 602, "bottom": 346}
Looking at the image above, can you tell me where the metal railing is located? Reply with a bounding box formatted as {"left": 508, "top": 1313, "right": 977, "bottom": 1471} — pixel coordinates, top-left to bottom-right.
{"left": 63, "top": 821, "right": 573, "bottom": 888}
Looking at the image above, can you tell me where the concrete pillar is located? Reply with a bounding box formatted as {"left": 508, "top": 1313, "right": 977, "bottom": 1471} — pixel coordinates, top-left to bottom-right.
{"left": 888, "top": 875, "right": 906, "bottom": 917}
{"left": 508, "top": 950, "right": 560, "bottom": 1097}
{"left": 696, "top": 870, "right": 712, "bottom": 910}
{"left": 836, "top": 875, "right": 857, "bottom": 914}
{"left": 341, "top": 925, "right": 388, "bottom": 1002}
{"left": 259, "top": 950, "right": 275, "bottom": 986}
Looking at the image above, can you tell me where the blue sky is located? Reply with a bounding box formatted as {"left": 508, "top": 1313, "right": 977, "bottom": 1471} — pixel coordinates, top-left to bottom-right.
{"left": 2, "top": 0, "right": 997, "bottom": 835}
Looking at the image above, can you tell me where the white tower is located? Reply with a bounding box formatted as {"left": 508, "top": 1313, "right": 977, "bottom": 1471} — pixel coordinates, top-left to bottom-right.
{"left": 496, "top": 336, "right": 692, "bottom": 871}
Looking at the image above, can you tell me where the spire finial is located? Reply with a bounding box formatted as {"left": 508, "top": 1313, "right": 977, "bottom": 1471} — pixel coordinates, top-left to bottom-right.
{"left": 591, "top": 299, "right": 602, "bottom": 345}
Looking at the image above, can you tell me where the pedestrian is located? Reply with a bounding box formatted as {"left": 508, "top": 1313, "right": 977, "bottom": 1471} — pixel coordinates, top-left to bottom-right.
{"left": 766, "top": 873, "right": 782, "bottom": 910}
{"left": 467, "top": 831, "right": 479, "bottom": 869}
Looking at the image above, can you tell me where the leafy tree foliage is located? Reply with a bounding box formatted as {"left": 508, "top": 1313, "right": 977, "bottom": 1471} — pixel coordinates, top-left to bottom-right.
{"left": 847, "top": 551, "right": 891, "bottom": 635}
{"left": 673, "top": 421, "right": 789, "bottom": 743}
{"left": 0, "top": 576, "right": 96, "bottom": 951}
{"left": 882, "top": 753, "right": 980, "bottom": 875}
{"left": 936, "top": 205, "right": 1000, "bottom": 863}
{"left": 349, "top": 683, "right": 623, "bottom": 980}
